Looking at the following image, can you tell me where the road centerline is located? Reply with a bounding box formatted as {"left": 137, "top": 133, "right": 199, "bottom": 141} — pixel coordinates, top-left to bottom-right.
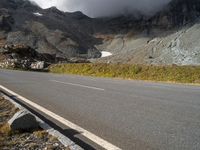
{"left": 50, "top": 80, "right": 105, "bottom": 91}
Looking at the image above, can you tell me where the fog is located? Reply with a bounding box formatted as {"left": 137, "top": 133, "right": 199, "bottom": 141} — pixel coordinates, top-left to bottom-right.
{"left": 30, "top": 0, "right": 172, "bottom": 17}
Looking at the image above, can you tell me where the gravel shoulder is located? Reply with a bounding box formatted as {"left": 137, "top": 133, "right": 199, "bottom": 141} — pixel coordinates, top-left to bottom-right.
{"left": 0, "top": 94, "right": 68, "bottom": 150}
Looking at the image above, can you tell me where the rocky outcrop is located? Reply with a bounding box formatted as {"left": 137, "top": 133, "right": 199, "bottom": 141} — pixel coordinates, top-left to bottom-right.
{"left": 148, "top": 0, "right": 200, "bottom": 28}
{"left": 0, "top": 44, "right": 56, "bottom": 69}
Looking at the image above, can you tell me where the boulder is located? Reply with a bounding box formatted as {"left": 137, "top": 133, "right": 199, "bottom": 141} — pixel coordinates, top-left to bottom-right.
{"left": 31, "top": 61, "right": 45, "bottom": 70}
{"left": 8, "top": 110, "right": 39, "bottom": 131}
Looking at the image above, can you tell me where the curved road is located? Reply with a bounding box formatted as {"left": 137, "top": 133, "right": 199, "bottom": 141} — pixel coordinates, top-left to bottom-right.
{"left": 0, "top": 69, "right": 200, "bottom": 150}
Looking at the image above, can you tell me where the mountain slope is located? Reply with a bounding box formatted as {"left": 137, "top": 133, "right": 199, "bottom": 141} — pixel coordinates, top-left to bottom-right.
{"left": 0, "top": 0, "right": 200, "bottom": 65}
{"left": 94, "top": 0, "right": 200, "bottom": 65}
{"left": 0, "top": 0, "right": 101, "bottom": 61}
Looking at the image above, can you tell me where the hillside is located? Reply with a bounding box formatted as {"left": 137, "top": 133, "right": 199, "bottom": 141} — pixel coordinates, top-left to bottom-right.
{"left": 0, "top": 0, "right": 101, "bottom": 61}
{"left": 94, "top": 0, "right": 200, "bottom": 65}
{"left": 0, "top": 0, "right": 200, "bottom": 66}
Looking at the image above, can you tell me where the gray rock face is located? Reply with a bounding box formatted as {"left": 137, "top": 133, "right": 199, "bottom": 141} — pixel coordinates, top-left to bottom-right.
{"left": 0, "top": 8, "right": 14, "bottom": 32}
{"left": 8, "top": 110, "right": 39, "bottom": 131}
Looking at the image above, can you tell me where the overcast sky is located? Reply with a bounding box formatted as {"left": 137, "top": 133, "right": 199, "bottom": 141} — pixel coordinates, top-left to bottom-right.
{"left": 30, "top": 0, "right": 171, "bottom": 17}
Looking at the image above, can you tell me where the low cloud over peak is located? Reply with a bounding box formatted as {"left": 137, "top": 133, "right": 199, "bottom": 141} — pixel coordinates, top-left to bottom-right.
{"left": 30, "top": 0, "right": 172, "bottom": 17}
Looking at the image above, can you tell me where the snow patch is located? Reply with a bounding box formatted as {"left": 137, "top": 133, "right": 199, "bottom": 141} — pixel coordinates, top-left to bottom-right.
{"left": 33, "top": 12, "right": 43, "bottom": 16}
{"left": 101, "top": 51, "right": 112, "bottom": 58}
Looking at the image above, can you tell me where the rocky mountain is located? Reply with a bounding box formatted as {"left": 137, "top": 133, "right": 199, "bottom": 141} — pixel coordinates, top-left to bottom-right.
{"left": 95, "top": 0, "right": 200, "bottom": 65}
{"left": 0, "top": 0, "right": 200, "bottom": 66}
{"left": 0, "top": 0, "right": 101, "bottom": 62}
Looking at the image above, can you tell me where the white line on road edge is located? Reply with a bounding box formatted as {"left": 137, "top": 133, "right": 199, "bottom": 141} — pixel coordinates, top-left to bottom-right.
{"left": 50, "top": 80, "right": 105, "bottom": 91}
{"left": 0, "top": 85, "right": 121, "bottom": 150}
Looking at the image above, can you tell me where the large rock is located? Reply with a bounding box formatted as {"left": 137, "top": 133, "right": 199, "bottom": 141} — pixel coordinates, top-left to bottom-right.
{"left": 31, "top": 61, "right": 45, "bottom": 70}
{"left": 0, "top": 43, "right": 59, "bottom": 69}
{"left": 8, "top": 110, "right": 39, "bottom": 131}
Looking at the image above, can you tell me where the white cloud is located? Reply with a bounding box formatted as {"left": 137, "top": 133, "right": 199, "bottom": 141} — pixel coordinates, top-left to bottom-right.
{"left": 30, "top": 0, "right": 171, "bottom": 17}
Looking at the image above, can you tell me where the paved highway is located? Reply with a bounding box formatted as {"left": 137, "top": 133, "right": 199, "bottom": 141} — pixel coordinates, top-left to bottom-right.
{"left": 0, "top": 69, "right": 200, "bottom": 150}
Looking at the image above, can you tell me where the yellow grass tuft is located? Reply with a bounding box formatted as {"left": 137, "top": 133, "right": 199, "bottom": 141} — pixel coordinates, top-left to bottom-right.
{"left": 0, "top": 123, "right": 12, "bottom": 135}
{"left": 33, "top": 130, "right": 48, "bottom": 139}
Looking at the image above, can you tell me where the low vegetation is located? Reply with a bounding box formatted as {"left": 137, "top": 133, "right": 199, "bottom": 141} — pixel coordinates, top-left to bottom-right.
{"left": 49, "top": 63, "right": 200, "bottom": 84}
{"left": 0, "top": 123, "right": 12, "bottom": 136}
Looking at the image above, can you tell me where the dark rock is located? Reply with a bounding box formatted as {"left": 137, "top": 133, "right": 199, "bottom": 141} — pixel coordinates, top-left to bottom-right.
{"left": 0, "top": 8, "right": 14, "bottom": 32}
{"left": 0, "top": 43, "right": 58, "bottom": 69}
{"left": 8, "top": 110, "right": 39, "bottom": 132}
{"left": 148, "top": 0, "right": 200, "bottom": 28}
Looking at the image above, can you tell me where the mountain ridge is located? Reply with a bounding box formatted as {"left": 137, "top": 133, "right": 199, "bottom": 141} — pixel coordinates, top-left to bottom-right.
{"left": 0, "top": 0, "right": 200, "bottom": 65}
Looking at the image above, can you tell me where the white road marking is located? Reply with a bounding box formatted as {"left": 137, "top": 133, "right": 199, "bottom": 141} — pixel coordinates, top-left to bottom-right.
{"left": 50, "top": 80, "right": 105, "bottom": 91}
{"left": 0, "top": 85, "right": 120, "bottom": 150}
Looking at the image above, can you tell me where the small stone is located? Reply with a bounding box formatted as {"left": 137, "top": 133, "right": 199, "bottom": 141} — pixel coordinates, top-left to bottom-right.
{"left": 53, "top": 143, "right": 59, "bottom": 147}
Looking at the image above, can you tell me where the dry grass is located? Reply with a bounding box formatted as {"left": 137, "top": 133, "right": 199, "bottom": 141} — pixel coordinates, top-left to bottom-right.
{"left": 49, "top": 63, "right": 200, "bottom": 84}
{"left": 33, "top": 130, "right": 48, "bottom": 139}
{"left": 0, "top": 97, "right": 18, "bottom": 123}
{"left": 0, "top": 96, "right": 19, "bottom": 148}
{"left": 0, "top": 97, "right": 18, "bottom": 149}
{"left": 0, "top": 123, "right": 12, "bottom": 135}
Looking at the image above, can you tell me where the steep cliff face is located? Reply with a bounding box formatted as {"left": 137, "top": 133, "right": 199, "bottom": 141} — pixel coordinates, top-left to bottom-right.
{"left": 148, "top": 0, "right": 200, "bottom": 28}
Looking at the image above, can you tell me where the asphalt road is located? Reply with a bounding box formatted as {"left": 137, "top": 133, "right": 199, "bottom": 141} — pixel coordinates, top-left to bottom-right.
{"left": 0, "top": 69, "right": 200, "bottom": 150}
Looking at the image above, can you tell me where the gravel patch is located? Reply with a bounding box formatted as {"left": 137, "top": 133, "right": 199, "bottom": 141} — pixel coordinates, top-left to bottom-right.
{"left": 0, "top": 95, "right": 69, "bottom": 150}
